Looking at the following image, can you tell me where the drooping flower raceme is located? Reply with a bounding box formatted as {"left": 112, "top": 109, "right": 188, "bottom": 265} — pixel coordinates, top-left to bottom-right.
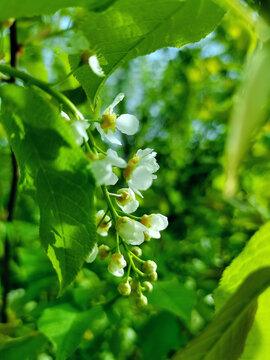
{"left": 90, "top": 149, "right": 126, "bottom": 186}
{"left": 95, "top": 93, "right": 139, "bottom": 145}
{"left": 141, "top": 214, "right": 168, "bottom": 239}
{"left": 116, "top": 217, "right": 147, "bottom": 245}
{"left": 115, "top": 188, "right": 139, "bottom": 214}
{"left": 108, "top": 253, "right": 127, "bottom": 277}
{"left": 123, "top": 148, "right": 159, "bottom": 195}
{"left": 96, "top": 210, "right": 112, "bottom": 236}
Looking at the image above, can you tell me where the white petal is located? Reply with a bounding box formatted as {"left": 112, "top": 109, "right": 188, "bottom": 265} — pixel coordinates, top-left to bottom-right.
{"left": 136, "top": 148, "right": 153, "bottom": 158}
{"left": 91, "top": 161, "right": 113, "bottom": 186}
{"left": 148, "top": 229, "right": 161, "bottom": 239}
{"left": 70, "top": 120, "right": 89, "bottom": 146}
{"left": 86, "top": 243, "right": 98, "bottom": 263}
{"left": 112, "top": 268, "right": 124, "bottom": 277}
{"left": 106, "top": 149, "right": 127, "bottom": 168}
{"left": 104, "top": 172, "right": 118, "bottom": 186}
{"left": 61, "top": 111, "right": 70, "bottom": 120}
{"left": 150, "top": 214, "right": 168, "bottom": 231}
{"left": 88, "top": 55, "right": 105, "bottom": 77}
{"left": 129, "top": 166, "right": 154, "bottom": 191}
{"left": 139, "top": 154, "right": 159, "bottom": 173}
{"left": 116, "top": 114, "right": 139, "bottom": 135}
{"left": 108, "top": 93, "right": 125, "bottom": 113}
{"left": 121, "top": 200, "right": 139, "bottom": 214}
{"left": 105, "top": 130, "right": 122, "bottom": 145}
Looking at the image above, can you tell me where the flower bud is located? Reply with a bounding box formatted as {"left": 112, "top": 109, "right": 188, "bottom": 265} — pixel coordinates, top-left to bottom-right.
{"left": 98, "top": 244, "right": 110, "bottom": 259}
{"left": 147, "top": 271, "right": 158, "bottom": 282}
{"left": 142, "top": 281, "right": 153, "bottom": 292}
{"left": 136, "top": 294, "right": 148, "bottom": 307}
{"left": 108, "top": 253, "right": 127, "bottom": 277}
{"left": 131, "top": 246, "right": 142, "bottom": 257}
{"left": 142, "top": 260, "right": 157, "bottom": 274}
{"left": 118, "top": 282, "right": 131, "bottom": 296}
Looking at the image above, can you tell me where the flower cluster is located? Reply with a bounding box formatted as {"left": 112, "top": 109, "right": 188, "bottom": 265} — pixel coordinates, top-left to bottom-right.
{"left": 71, "top": 93, "right": 168, "bottom": 306}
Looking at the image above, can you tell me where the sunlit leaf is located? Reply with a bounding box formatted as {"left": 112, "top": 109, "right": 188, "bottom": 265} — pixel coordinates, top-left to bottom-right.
{"left": 173, "top": 267, "right": 270, "bottom": 360}
{"left": 69, "top": 0, "right": 224, "bottom": 106}
{"left": 0, "top": 0, "right": 114, "bottom": 21}
{"left": 0, "top": 85, "right": 96, "bottom": 292}
{"left": 38, "top": 304, "right": 106, "bottom": 360}
{"left": 214, "top": 222, "right": 270, "bottom": 360}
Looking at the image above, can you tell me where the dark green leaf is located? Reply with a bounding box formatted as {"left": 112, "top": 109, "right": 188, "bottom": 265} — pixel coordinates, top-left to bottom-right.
{"left": 0, "top": 85, "right": 96, "bottom": 292}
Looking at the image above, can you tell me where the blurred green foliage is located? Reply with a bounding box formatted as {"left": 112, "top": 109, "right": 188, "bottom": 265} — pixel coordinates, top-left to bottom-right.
{"left": 1, "top": 4, "right": 270, "bottom": 360}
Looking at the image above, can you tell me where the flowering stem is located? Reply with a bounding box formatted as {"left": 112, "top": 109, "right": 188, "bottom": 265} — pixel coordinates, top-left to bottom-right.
{"left": 97, "top": 207, "right": 109, "bottom": 228}
{"left": 101, "top": 185, "right": 119, "bottom": 223}
{"left": 122, "top": 241, "right": 144, "bottom": 277}
{"left": 130, "top": 251, "right": 145, "bottom": 264}
{"left": 118, "top": 210, "right": 141, "bottom": 221}
{"left": 116, "top": 232, "right": 120, "bottom": 254}
{"left": 125, "top": 262, "right": 132, "bottom": 282}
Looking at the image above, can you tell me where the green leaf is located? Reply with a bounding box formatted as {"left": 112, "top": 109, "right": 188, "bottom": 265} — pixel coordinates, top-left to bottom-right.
{"left": 38, "top": 304, "right": 106, "bottom": 360}
{"left": 225, "top": 43, "right": 270, "bottom": 196}
{"left": 69, "top": 0, "right": 224, "bottom": 106}
{"left": 173, "top": 267, "right": 270, "bottom": 360}
{"left": 0, "top": 85, "right": 96, "bottom": 292}
{"left": 0, "top": 333, "right": 46, "bottom": 360}
{"left": 147, "top": 278, "right": 196, "bottom": 324}
{"left": 0, "top": 0, "right": 114, "bottom": 21}
{"left": 214, "top": 222, "right": 270, "bottom": 359}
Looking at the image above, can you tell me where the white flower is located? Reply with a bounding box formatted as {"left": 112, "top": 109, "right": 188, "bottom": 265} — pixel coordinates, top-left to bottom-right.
{"left": 90, "top": 149, "right": 127, "bottom": 186}
{"left": 96, "top": 210, "right": 111, "bottom": 236}
{"left": 108, "top": 253, "right": 127, "bottom": 277}
{"left": 123, "top": 148, "right": 159, "bottom": 195}
{"left": 116, "top": 217, "right": 147, "bottom": 245}
{"left": 141, "top": 214, "right": 168, "bottom": 239}
{"left": 116, "top": 188, "right": 139, "bottom": 214}
{"left": 88, "top": 55, "right": 105, "bottom": 77}
{"left": 86, "top": 243, "right": 98, "bottom": 263}
{"left": 70, "top": 120, "right": 90, "bottom": 146}
{"left": 95, "top": 93, "right": 139, "bottom": 145}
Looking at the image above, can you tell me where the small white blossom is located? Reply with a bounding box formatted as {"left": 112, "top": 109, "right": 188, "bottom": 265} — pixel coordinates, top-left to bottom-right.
{"left": 141, "top": 214, "right": 168, "bottom": 239}
{"left": 96, "top": 210, "right": 111, "bottom": 236}
{"left": 116, "top": 217, "right": 147, "bottom": 245}
{"left": 95, "top": 93, "right": 139, "bottom": 145}
{"left": 90, "top": 149, "right": 127, "bottom": 186}
{"left": 123, "top": 148, "right": 159, "bottom": 195}
{"left": 88, "top": 55, "right": 105, "bottom": 77}
{"left": 70, "top": 120, "right": 90, "bottom": 146}
{"left": 86, "top": 243, "right": 98, "bottom": 263}
{"left": 116, "top": 188, "right": 139, "bottom": 214}
{"left": 108, "top": 253, "right": 127, "bottom": 277}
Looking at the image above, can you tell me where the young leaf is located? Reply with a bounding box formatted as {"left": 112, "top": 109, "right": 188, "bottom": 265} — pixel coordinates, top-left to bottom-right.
{"left": 38, "top": 304, "right": 106, "bottom": 360}
{"left": 214, "top": 222, "right": 270, "bottom": 359}
{"left": 0, "top": 85, "right": 96, "bottom": 292}
{"left": 225, "top": 43, "right": 270, "bottom": 196}
{"left": 173, "top": 267, "right": 270, "bottom": 360}
{"left": 0, "top": 0, "right": 114, "bottom": 21}
{"left": 69, "top": 0, "right": 224, "bottom": 106}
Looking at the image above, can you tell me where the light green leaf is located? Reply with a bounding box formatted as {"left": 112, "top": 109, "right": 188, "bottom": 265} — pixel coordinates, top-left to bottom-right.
{"left": 214, "top": 222, "right": 270, "bottom": 360}
{"left": 0, "top": 0, "right": 114, "bottom": 21}
{"left": 173, "top": 267, "right": 270, "bottom": 360}
{"left": 0, "top": 85, "right": 96, "bottom": 292}
{"left": 38, "top": 304, "right": 106, "bottom": 360}
{"left": 147, "top": 277, "right": 196, "bottom": 324}
{"left": 225, "top": 43, "right": 270, "bottom": 196}
{"left": 69, "top": 0, "right": 224, "bottom": 106}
